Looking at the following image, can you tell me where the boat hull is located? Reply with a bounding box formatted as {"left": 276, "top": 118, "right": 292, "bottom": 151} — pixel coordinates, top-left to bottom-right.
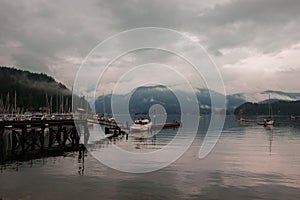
{"left": 130, "top": 123, "right": 152, "bottom": 133}
{"left": 265, "top": 120, "right": 274, "bottom": 126}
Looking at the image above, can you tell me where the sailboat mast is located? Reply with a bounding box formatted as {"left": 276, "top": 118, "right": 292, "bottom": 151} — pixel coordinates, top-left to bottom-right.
{"left": 45, "top": 93, "right": 48, "bottom": 114}
{"left": 14, "top": 90, "right": 16, "bottom": 114}
{"left": 56, "top": 84, "right": 59, "bottom": 113}
{"left": 0, "top": 94, "right": 3, "bottom": 113}
{"left": 61, "top": 94, "right": 64, "bottom": 114}
{"left": 268, "top": 94, "right": 271, "bottom": 117}
{"left": 71, "top": 86, "right": 73, "bottom": 113}
{"left": 103, "top": 92, "right": 105, "bottom": 116}
{"left": 6, "top": 92, "right": 10, "bottom": 114}
{"left": 50, "top": 96, "right": 53, "bottom": 114}
{"left": 86, "top": 95, "right": 88, "bottom": 114}
{"left": 66, "top": 96, "right": 68, "bottom": 113}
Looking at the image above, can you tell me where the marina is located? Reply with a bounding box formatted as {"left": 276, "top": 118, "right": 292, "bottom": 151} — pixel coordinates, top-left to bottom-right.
{"left": 0, "top": 116, "right": 182, "bottom": 163}
{"left": 1, "top": 1, "right": 300, "bottom": 197}
{"left": 1, "top": 115, "right": 300, "bottom": 200}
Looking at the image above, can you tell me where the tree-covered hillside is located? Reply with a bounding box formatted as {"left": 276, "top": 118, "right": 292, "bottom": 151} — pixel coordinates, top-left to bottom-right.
{"left": 234, "top": 100, "right": 300, "bottom": 116}
{"left": 0, "top": 66, "right": 73, "bottom": 113}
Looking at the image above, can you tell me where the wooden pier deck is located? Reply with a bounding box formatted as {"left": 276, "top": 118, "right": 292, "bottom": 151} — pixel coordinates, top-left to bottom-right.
{"left": 0, "top": 119, "right": 181, "bottom": 163}
{"left": 0, "top": 119, "right": 88, "bottom": 163}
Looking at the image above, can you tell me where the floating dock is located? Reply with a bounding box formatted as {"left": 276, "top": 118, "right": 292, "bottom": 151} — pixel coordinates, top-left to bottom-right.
{"left": 94, "top": 119, "right": 181, "bottom": 130}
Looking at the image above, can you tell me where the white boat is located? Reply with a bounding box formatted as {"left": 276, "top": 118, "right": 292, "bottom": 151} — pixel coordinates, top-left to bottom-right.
{"left": 130, "top": 118, "right": 152, "bottom": 133}
{"left": 264, "top": 118, "right": 274, "bottom": 126}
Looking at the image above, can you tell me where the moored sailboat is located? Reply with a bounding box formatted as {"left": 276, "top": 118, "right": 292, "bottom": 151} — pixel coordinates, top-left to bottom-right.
{"left": 263, "top": 94, "right": 274, "bottom": 126}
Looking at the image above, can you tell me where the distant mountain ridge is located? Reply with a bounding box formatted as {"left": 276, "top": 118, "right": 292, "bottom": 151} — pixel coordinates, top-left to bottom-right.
{"left": 95, "top": 86, "right": 238, "bottom": 115}
{"left": 95, "top": 86, "right": 300, "bottom": 115}
{"left": 1, "top": 66, "right": 297, "bottom": 115}
{"left": 95, "top": 85, "right": 181, "bottom": 119}
{"left": 232, "top": 90, "right": 300, "bottom": 103}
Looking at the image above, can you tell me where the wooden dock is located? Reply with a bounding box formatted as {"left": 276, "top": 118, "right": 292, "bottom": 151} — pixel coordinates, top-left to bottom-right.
{"left": 0, "top": 119, "right": 181, "bottom": 163}
{"left": 94, "top": 119, "right": 181, "bottom": 130}
{"left": 0, "top": 119, "right": 89, "bottom": 163}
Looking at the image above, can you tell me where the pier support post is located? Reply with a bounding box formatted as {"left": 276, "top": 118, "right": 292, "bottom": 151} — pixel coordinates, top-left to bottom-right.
{"left": 40, "top": 126, "right": 45, "bottom": 152}
{"left": 0, "top": 126, "right": 5, "bottom": 162}
{"left": 48, "top": 128, "right": 54, "bottom": 148}
{"left": 83, "top": 123, "right": 89, "bottom": 146}
{"left": 71, "top": 126, "right": 80, "bottom": 149}
{"left": 11, "top": 130, "right": 18, "bottom": 155}
{"left": 30, "top": 129, "right": 36, "bottom": 151}
{"left": 21, "top": 126, "right": 26, "bottom": 154}
{"left": 62, "top": 127, "right": 68, "bottom": 148}
{"left": 70, "top": 127, "right": 75, "bottom": 148}
{"left": 56, "top": 125, "right": 62, "bottom": 147}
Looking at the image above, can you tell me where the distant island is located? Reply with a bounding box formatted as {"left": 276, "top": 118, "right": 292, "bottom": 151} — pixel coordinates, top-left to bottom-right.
{"left": 234, "top": 100, "right": 300, "bottom": 116}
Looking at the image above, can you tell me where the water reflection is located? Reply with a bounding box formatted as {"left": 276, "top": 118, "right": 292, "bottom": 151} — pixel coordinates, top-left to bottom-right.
{"left": 266, "top": 126, "right": 274, "bottom": 155}
{"left": 1, "top": 115, "right": 300, "bottom": 199}
{"left": 78, "top": 149, "right": 85, "bottom": 175}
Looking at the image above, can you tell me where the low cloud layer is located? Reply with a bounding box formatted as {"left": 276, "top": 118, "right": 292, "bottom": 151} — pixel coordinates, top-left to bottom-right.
{"left": 0, "top": 0, "right": 300, "bottom": 94}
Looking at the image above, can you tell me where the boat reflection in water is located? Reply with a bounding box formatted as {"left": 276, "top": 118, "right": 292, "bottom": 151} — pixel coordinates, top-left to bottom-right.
{"left": 129, "top": 118, "right": 152, "bottom": 139}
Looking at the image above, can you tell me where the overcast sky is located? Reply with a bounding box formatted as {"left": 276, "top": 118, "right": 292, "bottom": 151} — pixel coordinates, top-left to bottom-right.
{"left": 1, "top": 0, "right": 300, "bottom": 94}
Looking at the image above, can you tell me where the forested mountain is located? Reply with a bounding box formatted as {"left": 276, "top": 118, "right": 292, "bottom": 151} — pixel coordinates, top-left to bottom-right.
{"left": 234, "top": 100, "right": 300, "bottom": 116}
{"left": 95, "top": 85, "right": 181, "bottom": 116}
{"left": 95, "top": 86, "right": 300, "bottom": 116}
{"left": 3, "top": 66, "right": 298, "bottom": 115}
{"left": 0, "top": 66, "right": 73, "bottom": 113}
{"left": 95, "top": 86, "right": 230, "bottom": 116}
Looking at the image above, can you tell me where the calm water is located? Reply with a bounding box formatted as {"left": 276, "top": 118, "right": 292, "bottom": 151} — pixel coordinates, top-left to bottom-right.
{"left": 1, "top": 115, "right": 300, "bottom": 199}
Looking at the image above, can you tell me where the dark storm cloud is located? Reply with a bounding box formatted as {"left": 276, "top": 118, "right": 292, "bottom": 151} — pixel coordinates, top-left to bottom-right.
{"left": 0, "top": 0, "right": 115, "bottom": 73}
{"left": 196, "top": 0, "right": 300, "bottom": 52}
{"left": 0, "top": 0, "right": 300, "bottom": 93}
{"left": 94, "top": 0, "right": 300, "bottom": 53}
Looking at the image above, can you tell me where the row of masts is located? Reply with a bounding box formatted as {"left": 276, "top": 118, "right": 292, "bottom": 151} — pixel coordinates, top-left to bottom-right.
{"left": 0, "top": 91, "right": 73, "bottom": 114}
{"left": 45, "top": 93, "right": 72, "bottom": 114}
{"left": 0, "top": 91, "right": 17, "bottom": 114}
